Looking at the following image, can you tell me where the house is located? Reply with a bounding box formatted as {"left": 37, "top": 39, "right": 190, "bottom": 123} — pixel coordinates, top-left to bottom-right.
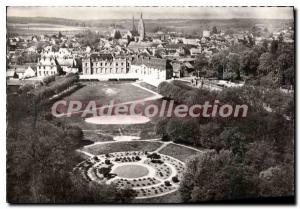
{"left": 6, "top": 70, "right": 17, "bottom": 79}
{"left": 171, "top": 60, "right": 195, "bottom": 78}
{"left": 37, "top": 57, "right": 57, "bottom": 77}
{"left": 7, "top": 65, "right": 36, "bottom": 79}
{"left": 190, "top": 47, "right": 202, "bottom": 56}
{"left": 203, "top": 30, "right": 211, "bottom": 38}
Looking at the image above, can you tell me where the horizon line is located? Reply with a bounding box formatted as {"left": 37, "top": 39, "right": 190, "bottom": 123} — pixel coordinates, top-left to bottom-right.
{"left": 7, "top": 15, "right": 294, "bottom": 21}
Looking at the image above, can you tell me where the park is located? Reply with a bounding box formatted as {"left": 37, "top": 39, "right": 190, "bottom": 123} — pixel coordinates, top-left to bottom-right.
{"left": 63, "top": 80, "right": 205, "bottom": 201}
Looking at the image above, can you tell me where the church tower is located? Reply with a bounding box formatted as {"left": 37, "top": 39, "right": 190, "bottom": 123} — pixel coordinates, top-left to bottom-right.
{"left": 131, "top": 16, "right": 138, "bottom": 36}
{"left": 138, "top": 12, "right": 145, "bottom": 41}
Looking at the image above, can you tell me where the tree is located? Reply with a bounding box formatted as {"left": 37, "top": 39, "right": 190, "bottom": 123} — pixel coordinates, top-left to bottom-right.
{"left": 277, "top": 53, "right": 293, "bottom": 71}
{"left": 284, "top": 66, "right": 294, "bottom": 87}
{"left": 225, "top": 53, "right": 240, "bottom": 80}
{"left": 259, "top": 164, "right": 294, "bottom": 197}
{"left": 270, "top": 39, "right": 279, "bottom": 54}
{"left": 180, "top": 150, "right": 258, "bottom": 202}
{"left": 211, "top": 50, "right": 229, "bottom": 79}
{"left": 58, "top": 31, "right": 63, "bottom": 39}
{"left": 262, "top": 39, "right": 269, "bottom": 51}
{"left": 114, "top": 30, "right": 122, "bottom": 39}
{"left": 212, "top": 26, "right": 218, "bottom": 34}
{"left": 258, "top": 52, "right": 275, "bottom": 76}
{"left": 166, "top": 117, "right": 199, "bottom": 145}
{"left": 194, "top": 54, "right": 209, "bottom": 77}
{"left": 240, "top": 50, "right": 259, "bottom": 76}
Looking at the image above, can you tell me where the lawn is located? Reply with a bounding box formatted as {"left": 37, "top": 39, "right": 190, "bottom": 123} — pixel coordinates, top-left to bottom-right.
{"left": 82, "top": 141, "right": 163, "bottom": 155}
{"left": 114, "top": 164, "right": 149, "bottom": 178}
{"left": 83, "top": 131, "right": 114, "bottom": 143}
{"left": 64, "top": 81, "right": 154, "bottom": 106}
{"left": 133, "top": 190, "right": 182, "bottom": 203}
{"left": 137, "top": 82, "right": 158, "bottom": 93}
{"left": 158, "top": 143, "right": 201, "bottom": 162}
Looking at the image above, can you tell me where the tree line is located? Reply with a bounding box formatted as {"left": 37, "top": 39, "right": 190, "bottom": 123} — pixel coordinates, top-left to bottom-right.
{"left": 194, "top": 39, "right": 294, "bottom": 89}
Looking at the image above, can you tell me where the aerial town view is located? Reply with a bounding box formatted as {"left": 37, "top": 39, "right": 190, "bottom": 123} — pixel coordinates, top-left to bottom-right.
{"left": 6, "top": 6, "right": 295, "bottom": 204}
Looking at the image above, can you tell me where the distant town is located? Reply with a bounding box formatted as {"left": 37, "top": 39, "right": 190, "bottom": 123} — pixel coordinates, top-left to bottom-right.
{"left": 7, "top": 13, "right": 294, "bottom": 90}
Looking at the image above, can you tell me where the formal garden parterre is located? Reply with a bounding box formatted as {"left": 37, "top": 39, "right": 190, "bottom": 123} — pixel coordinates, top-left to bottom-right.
{"left": 74, "top": 151, "right": 185, "bottom": 199}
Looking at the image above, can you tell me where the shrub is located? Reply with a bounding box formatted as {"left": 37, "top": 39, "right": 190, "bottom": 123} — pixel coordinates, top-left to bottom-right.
{"left": 166, "top": 117, "right": 200, "bottom": 144}
{"left": 164, "top": 181, "right": 172, "bottom": 186}
{"left": 172, "top": 176, "right": 179, "bottom": 183}
{"left": 105, "top": 159, "right": 111, "bottom": 165}
{"left": 42, "top": 74, "right": 56, "bottom": 85}
{"left": 98, "top": 167, "right": 111, "bottom": 177}
{"left": 151, "top": 159, "right": 164, "bottom": 164}
{"left": 147, "top": 153, "right": 161, "bottom": 159}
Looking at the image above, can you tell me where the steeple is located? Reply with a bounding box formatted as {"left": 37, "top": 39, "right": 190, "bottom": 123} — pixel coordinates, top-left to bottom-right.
{"left": 132, "top": 16, "right": 137, "bottom": 34}
{"left": 138, "top": 12, "right": 145, "bottom": 41}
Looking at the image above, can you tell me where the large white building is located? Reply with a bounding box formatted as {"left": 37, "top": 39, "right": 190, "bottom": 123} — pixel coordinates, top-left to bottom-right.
{"left": 81, "top": 54, "right": 172, "bottom": 84}
{"left": 37, "top": 57, "right": 57, "bottom": 77}
{"left": 82, "top": 53, "right": 130, "bottom": 75}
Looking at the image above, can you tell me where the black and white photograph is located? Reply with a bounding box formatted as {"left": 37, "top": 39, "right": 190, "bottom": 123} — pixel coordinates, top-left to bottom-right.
{"left": 5, "top": 5, "right": 295, "bottom": 204}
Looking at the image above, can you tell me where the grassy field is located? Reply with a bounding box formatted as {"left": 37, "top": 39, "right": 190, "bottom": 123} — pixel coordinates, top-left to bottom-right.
{"left": 158, "top": 143, "right": 200, "bottom": 162}
{"left": 64, "top": 81, "right": 154, "bottom": 105}
{"left": 137, "top": 82, "right": 158, "bottom": 93}
{"left": 62, "top": 81, "right": 162, "bottom": 140}
{"left": 7, "top": 23, "right": 87, "bottom": 35}
{"left": 83, "top": 131, "right": 114, "bottom": 143}
{"left": 133, "top": 190, "right": 182, "bottom": 203}
{"left": 82, "top": 141, "right": 163, "bottom": 155}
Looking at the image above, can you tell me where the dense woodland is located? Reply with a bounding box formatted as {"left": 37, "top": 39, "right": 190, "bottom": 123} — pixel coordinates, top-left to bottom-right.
{"left": 157, "top": 80, "right": 294, "bottom": 202}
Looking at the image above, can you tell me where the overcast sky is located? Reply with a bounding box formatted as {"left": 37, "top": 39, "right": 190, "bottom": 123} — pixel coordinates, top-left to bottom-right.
{"left": 7, "top": 7, "right": 294, "bottom": 20}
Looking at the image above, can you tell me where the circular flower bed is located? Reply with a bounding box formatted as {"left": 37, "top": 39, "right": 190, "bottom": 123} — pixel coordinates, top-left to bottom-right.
{"left": 74, "top": 151, "right": 185, "bottom": 199}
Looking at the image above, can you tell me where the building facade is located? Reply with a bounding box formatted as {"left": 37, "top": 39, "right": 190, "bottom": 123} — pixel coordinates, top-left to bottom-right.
{"left": 81, "top": 53, "right": 172, "bottom": 83}
{"left": 82, "top": 53, "right": 130, "bottom": 75}
{"left": 37, "top": 57, "right": 57, "bottom": 77}
{"left": 129, "top": 55, "right": 172, "bottom": 81}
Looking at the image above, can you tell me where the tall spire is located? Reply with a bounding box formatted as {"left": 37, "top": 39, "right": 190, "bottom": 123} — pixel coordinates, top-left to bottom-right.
{"left": 138, "top": 12, "right": 145, "bottom": 41}
{"left": 132, "top": 16, "right": 137, "bottom": 33}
